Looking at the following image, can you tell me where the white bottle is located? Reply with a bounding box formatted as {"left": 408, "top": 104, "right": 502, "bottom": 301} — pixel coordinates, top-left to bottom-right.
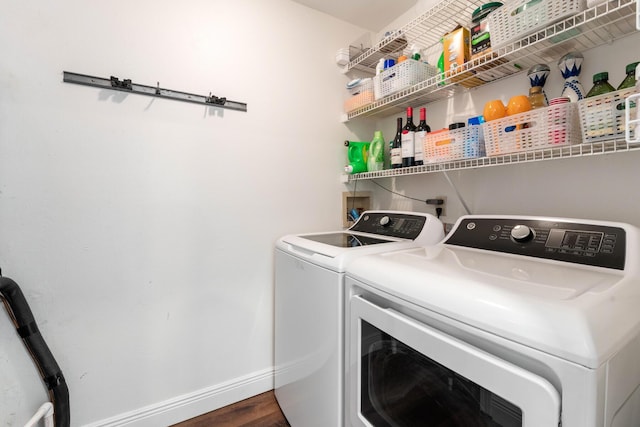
{"left": 375, "top": 58, "right": 385, "bottom": 75}
{"left": 626, "top": 64, "right": 640, "bottom": 143}
{"left": 374, "top": 58, "right": 385, "bottom": 99}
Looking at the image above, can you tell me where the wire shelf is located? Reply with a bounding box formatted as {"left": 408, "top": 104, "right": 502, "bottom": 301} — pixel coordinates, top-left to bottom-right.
{"left": 345, "top": 0, "right": 637, "bottom": 120}
{"left": 346, "top": 139, "right": 640, "bottom": 181}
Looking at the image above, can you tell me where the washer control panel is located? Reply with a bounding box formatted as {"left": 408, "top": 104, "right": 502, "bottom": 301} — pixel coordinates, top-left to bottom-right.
{"left": 350, "top": 212, "right": 427, "bottom": 240}
{"left": 445, "top": 217, "right": 626, "bottom": 270}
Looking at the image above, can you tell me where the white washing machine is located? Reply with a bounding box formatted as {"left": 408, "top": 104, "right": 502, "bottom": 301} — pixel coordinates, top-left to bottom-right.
{"left": 345, "top": 215, "right": 640, "bottom": 427}
{"left": 274, "top": 210, "right": 444, "bottom": 427}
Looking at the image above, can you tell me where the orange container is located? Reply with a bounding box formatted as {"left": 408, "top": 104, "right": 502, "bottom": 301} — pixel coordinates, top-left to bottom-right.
{"left": 443, "top": 27, "right": 471, "bottom": 73}
{"left": 442, "top": 26, "right": 484, "bottom": 88}
{"left": 483, "top": 99, "right": 506, "bottom": 122}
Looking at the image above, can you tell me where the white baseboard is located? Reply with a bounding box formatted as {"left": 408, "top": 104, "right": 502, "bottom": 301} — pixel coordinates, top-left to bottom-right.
{"left": 82, "top": 368, "right": 275, "bottom": 427}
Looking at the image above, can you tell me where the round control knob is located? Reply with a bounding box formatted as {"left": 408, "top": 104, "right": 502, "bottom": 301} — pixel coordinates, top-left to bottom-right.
{"left": 379, "top": 216, "right": 391, "bottom": 227}
{"left": 511, "top": 225, "right": 534, "bottom": 243}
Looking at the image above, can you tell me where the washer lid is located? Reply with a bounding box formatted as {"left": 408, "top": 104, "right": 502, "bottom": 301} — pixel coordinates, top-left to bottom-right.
{"left": 297, "top": 232, "right": 394, "bottom": 248}
{"left": 278, "top": 232, "right": 415, "bottom": 272}
{"left": 276, "top": 210, "right": 445, "bottom": 272}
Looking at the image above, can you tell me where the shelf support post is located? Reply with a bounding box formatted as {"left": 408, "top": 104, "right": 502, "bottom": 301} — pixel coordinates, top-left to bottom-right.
{"left": 442, "top": 171, "right": 471, "bottom": 215}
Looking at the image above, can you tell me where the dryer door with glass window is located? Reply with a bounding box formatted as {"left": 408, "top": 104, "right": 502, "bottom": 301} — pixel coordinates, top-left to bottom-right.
{"left": 348, "top": 296, "right": 561, "bottom": 427}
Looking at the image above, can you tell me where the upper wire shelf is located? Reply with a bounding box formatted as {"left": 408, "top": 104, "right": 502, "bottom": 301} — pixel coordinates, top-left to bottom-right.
{"left": 344, "top": 0, "right": 637, "bottom": 120}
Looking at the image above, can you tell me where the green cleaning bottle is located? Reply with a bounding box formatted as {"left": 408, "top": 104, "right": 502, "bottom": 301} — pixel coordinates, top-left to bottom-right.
{"left": 367, "top": 131, "right": 385, "bottom": 172}
{"left": 344, "top": 140, "right": 370, "bottom": 174}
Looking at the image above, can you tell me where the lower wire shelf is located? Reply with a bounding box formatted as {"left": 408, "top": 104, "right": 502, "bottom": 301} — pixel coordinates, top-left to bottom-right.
{"left": 346, "top": 139, "right": 640, "bottom": 181}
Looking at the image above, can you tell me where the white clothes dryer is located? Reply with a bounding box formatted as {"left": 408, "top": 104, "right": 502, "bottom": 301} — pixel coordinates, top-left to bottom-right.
{"left": 274, "top": 211, "right": 444, "bottom": 427}
{"left": 345, "top": 215, "right": 640, "bottom": 427}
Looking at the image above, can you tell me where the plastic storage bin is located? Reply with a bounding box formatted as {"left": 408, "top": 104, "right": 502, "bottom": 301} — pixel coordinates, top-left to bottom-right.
{"left": 373, "top": 59, "right": 439, "bottom": 99}
{"left": 488, "top": 0, "right": 587, "bottom": 49}
{"left": 423, "top": 125, "right": 485, "bottom": 163}
{"left": 578, "top": 87, "right": 636, "bottom": 142}
{"left": 344, "top": 78, "right": 375, "bottom": 113}
{"left": 483, "top": 102, "right": 581, "bottom": 156}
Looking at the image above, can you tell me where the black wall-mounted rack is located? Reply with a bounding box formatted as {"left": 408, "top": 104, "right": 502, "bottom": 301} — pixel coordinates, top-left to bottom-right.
{"left": 62, "top": 71, "right": 247, "bottom": 112}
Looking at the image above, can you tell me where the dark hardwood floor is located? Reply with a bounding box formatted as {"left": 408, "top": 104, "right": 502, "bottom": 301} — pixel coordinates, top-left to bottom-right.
{"left": 171, "top": 391, "right": 290, "bottom": 427}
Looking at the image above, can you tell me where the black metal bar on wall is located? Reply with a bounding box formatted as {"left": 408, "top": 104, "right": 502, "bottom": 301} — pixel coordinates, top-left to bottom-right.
{"left": 62, "top": 71, "right": 247, "bottom": 112}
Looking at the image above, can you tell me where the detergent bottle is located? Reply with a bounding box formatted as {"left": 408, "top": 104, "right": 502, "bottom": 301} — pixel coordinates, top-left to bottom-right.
{"left": 367, "top": 131, "right": 385, "bottom": 172}
{"left": 344, "top": 140, "right": 370, "bottom": 174}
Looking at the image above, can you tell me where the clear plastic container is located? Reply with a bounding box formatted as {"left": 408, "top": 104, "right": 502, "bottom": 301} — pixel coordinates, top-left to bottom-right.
{"left": 529, "top": 86, "right": 547, "bottom": 109}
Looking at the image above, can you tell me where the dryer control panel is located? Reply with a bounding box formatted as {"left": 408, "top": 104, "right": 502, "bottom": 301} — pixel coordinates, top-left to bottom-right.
{"left": 445, "top": 217, "right": 626, "bottom": 270}
{"left": 350, "top": 212, "right": 427, "bottom": 240}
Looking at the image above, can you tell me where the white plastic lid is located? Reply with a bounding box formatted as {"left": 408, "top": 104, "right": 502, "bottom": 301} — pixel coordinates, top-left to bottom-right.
{"left": 346, "top": 78, "right": 362, "bottom": 89}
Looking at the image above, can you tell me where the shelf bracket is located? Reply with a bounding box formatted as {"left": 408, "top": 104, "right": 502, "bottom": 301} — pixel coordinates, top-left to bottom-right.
{"left": 63, "top": 71, "right": 247, "bottom": 112}
{"left": 442, "top": 171, "right": 471, "bottom": 215}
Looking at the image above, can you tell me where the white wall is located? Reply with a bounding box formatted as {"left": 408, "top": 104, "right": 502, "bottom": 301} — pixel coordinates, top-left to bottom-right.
{"left": 0, "top": 1, "right": 370, "bottom": 425}
{"left": 348, "top": 19, "right": 640, "bottom": 228}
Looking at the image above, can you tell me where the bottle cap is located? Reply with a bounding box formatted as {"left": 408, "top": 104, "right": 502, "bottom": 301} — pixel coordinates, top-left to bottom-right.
{"left": 593, "top": 72, "right": 609, "bottom": 83}
{"left": 626, "top": 62, "right": 640, "bottom": 74}
{"left": 409, "top": 44, "right": 422, "bottom": 61}
{"left": 467, "top": 116, "right": 485, "bottom": 126}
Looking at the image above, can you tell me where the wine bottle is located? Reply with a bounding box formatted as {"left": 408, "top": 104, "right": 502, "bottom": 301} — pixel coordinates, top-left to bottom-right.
{"left": 401, "top": 107, "right": 416, "bottom": 167}
{"left": 414, "top": 108, "right": 431, "bottom": 166}
{"left": 391, "top": 118, "right": 403, "bottom": 169}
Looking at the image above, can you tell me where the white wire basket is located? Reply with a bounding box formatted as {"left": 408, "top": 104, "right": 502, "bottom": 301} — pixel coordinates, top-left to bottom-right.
{"left": 373, "top": 60, "right": 439, "bottom": 100}
{"left": 578, "top": 87, "right": 636, "bottom": 143}
{"left": 423, "top": 125, "right": 485, "bottom": 163}
{"left": 487, "top": 0, "right": 587, "bottom": 49}
{"left": 344, "top": 79, "right": 375, "bottom": 113}
{"left": 483, "top": 103, "right": 581, "bottom": 156}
